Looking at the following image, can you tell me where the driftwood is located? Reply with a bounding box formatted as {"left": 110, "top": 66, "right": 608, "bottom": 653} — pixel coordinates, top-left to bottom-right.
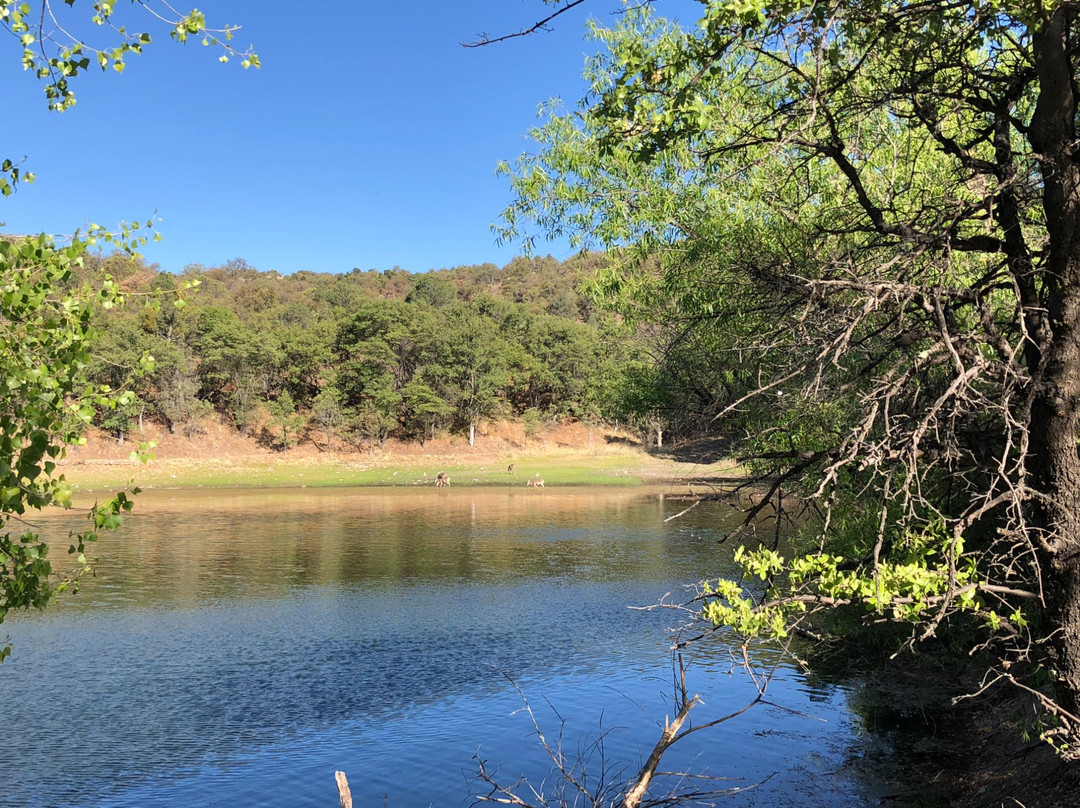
{"left": 335, "top": 771, "right": 353, "bottom": 808}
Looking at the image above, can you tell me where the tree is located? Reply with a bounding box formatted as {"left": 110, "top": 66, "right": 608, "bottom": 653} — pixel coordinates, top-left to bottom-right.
{"left": 0, "top": 2, "right": 254, "bottom": 645}
{"left": 179, "top": 305, "right": 260, "bottom": 408}
{"left": 429, "top": 305, "right": 511, "bottom": 446}
{"left": 400, "top": 378, "right": 453, "bottom": 445}
{"left": 96, "top": 392, "right": 143, "bottom": 445}
{"left": 0, "top": 235, "right": 141, "bottom": 657}
{"left": 266, "top": 390, "right": 304, "bottom": 451}
{"left": 85, "top": 309, "right": 160, "bottom": 439}
{"left": 405, "top": 273, "right": 456, "bottom": 307}
{"left": 277, "top": 321, "right": 335, "bottom": 407}
{"left": 337, "top": 301, "right": 438, "bottom": 394}
{"left": 500, "top": 0, "right": 1080, "bottom": 752}
{"left": 309, "top": 385, "right": 344, "bottom": 451}
{"left": 157, "top": 361, "right": 212, "bottom": 438}
{"left": 335, "top": 302, "right": 412, "bottom": 442}
{"left": 341, "top": 398, "right": 397, "bottom": 452}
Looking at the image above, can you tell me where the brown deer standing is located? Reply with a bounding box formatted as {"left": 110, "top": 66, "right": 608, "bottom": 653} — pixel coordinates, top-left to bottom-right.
{"left": 435, "top": 472, "right": 450, "bottom": 487}
{"left": 507, "top": 463, "right": 515, "bottom": 475}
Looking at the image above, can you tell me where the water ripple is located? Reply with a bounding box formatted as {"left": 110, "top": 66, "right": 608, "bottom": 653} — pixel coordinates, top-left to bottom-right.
{"left": 2, "top": 490, "right": 874, "bottom": 808}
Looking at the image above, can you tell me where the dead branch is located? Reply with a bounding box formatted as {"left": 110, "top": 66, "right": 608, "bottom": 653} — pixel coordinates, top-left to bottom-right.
{"left": 623, "top": 662, "right": 699, "bottom": 808}
{"left": 463, "top": 1, "right": 589, "bottom": 48}
{"left": 473, "top": 654, "right": 780, "bottom": 808}
{"left": 335, "top": 771, "right": 353, "bottom": 808}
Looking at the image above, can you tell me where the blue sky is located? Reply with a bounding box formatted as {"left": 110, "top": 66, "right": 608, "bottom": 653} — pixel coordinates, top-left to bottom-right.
{"left": 2, "top": 1, "right": 653, "bottom": 275}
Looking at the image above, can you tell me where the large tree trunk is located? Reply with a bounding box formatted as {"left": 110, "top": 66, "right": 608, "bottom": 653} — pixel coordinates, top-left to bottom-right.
{"left": 1027, "top": 9, "right": 1080, "bottom": 735}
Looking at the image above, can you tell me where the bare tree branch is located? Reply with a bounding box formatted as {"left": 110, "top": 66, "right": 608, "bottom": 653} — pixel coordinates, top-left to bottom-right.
{"left": 463, "top": 1, "right": 590, "bottom": 48}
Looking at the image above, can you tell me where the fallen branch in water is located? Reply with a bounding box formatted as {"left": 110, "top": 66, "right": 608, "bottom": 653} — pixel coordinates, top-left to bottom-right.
{"left": 474, "top": 651, "right": 781, "bottom": 808}
{"left": 335, "top": 770, "right": 353, "bottom": 808}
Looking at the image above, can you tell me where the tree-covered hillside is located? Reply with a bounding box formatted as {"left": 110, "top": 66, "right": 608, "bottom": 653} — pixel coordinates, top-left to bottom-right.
{"left": 79, "top": 252, "right": 701, "bottom": 451}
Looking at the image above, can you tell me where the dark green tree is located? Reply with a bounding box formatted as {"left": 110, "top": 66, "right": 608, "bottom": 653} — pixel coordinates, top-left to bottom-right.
{"left": 157, "top": 362, "right": 212, "bottom": 438}
{"left": 266, "top": 391, "right": 304, "bottom": 451}
{"left": 179, "top": 305, "right": 260, "bottom": 408}
{"left": 309, "top": 385, "right": 344, "bottom": 451}
{"left": 435, "top": 306, "right": 511, "bottom": 446}
{"left": 400, "top": 378, "right": 453, "bottom": 445}
{"left": 405, "top": 273, "right": 456, "bottom": 307}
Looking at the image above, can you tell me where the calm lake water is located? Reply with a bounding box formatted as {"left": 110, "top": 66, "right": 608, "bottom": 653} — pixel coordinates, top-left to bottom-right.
{"left": 3, "top": 488, "right": 912, "bottom": 808}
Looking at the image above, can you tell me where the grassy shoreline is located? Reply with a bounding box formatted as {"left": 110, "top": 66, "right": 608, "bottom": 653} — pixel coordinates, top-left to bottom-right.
{"left": 60, "top": 446, "right": 736, "bottom": 493}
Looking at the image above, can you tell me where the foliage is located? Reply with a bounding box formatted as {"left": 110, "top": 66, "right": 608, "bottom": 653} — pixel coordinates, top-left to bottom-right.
{"left": 0, "top": 0, "right": 248, "bottom": 644}
{"left": 499, "top": 0, "right": 1080, "bottom": 752}
{"left": 157, "top": 362, "right": 211, "bottom": 437}
{"left": 309, "top": 386, "right": 343, "bottom": 450}
{"left": 0, "top": 233, "right": 150, "bottom": 655}
{"left": 266, "top": 390, "right": 304, "bottom": 451}
{"left": 400, "top": 379, "right": 452, "bottom": 445}
{"left": 96, "top": 391, "right": 143, "bottom": 443}
{"left": 405, "top": 273, "right": 456, "bottom": 307}
{"left": 81, "top": 255, "right": 636, "bottom": 449}
{"left": 1, "top": 0, "right": 257, "bottom": 195}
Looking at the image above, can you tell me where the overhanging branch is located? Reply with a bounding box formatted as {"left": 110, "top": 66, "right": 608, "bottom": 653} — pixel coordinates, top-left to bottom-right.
{"left": 463, "top": 1, "right": 590, "bottom": 48}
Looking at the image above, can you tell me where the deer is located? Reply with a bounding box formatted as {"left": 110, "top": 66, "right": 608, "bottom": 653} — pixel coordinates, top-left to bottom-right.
{"left": 435, "top": 472, "right": 450, "bottom": 487}
{"left": 526, "top": 476, "right": 544, "bottom": 488}
{"left": 507, "top": 463, "right": 515, "bottom": 475}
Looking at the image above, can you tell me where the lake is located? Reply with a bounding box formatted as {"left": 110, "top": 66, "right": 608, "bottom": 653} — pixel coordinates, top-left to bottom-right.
{"left": 2, "top": 488, "right": 912, "bottom": 808}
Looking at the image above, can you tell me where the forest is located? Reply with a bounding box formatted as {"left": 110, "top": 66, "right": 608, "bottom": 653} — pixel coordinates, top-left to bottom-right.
{"left": 76, "top": 250, "right": 714, "bottom": 453}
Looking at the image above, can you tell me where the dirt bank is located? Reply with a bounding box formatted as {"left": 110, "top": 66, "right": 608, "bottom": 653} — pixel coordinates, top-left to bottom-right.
{"left": 59, "top": 419, "right": 737, "bottom": 492}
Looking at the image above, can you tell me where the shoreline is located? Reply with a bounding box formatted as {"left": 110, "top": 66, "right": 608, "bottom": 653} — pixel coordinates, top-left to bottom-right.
{"left": 52, "top": 433, "right": 1078, "bottom": 807}
{"left": 59, "top": 447, "right": 738, "bottom": 494}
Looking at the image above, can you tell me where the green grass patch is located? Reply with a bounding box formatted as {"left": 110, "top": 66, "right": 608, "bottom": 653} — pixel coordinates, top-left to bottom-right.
{"left": 62, "top": 450, "right": 727, "bottom": 493}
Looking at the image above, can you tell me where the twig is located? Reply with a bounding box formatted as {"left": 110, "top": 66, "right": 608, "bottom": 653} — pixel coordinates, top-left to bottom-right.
{"left": 463, "top": 1, "right": 589, "bottom": 47}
